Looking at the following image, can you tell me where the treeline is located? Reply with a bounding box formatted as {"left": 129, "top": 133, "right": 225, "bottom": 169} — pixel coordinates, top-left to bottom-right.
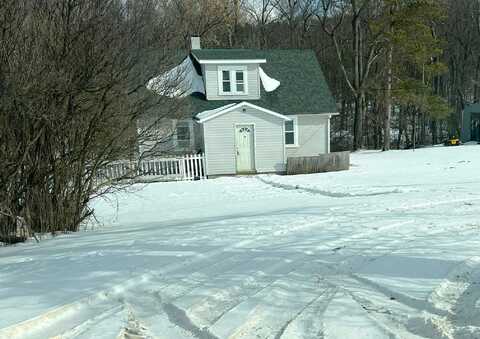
{"left": 172, "top": 0, "right": 479, "bottom": 150}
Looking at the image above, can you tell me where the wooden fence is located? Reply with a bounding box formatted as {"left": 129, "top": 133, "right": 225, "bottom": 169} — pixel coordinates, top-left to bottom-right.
{"left": 287, "top": 152, "right": 350, "bottom": 175}
{"left": 99, "top": 153, "right": 206, "bottom": 182}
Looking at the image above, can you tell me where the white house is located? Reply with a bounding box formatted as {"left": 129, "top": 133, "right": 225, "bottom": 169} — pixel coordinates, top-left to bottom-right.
{"left": 146, "top": 37, "right": 338, "bottom": 177}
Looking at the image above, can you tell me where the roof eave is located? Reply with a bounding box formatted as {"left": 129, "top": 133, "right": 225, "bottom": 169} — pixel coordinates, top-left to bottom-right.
{"left": 196, "top": 102, "right": 291, "bottom": 124}
{"left": 292, "top": 112, "right": 340, "bottom": 117}
{"left": 197, "top": 59, "right": 267, "bottom": 65}
{"left": 190, "top": 51, "right": 267, "bottom": 65}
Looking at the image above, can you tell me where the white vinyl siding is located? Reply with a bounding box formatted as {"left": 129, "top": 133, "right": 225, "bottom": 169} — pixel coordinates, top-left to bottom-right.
{"left": 203, "top": 107, "right": 285, "bottom": 175}
{"left": 204, "top": 64, "right": 260, "bottom": 100}
{"left": 285, "top": 115, "right": 330, "bottom": 157}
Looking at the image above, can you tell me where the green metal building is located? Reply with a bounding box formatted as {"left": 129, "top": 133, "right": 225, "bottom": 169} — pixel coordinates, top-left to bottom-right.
{"left": 461, "top": 103, "right": 480, "bottom": 142}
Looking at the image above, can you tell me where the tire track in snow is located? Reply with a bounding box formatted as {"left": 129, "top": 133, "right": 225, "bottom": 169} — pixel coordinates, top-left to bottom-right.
{"left": 316, "top": 226, "right": 467, "bottom": 339}
{"left": 429, "top": 257, "right": 480, "bottom": 315}
{"left": 117, "top": 252, "right": 305, "bottom": 337}
{"left": 132, "top": 247, "right": 310, "bottom": 334}
{"left": 179, "top": 219, "right": 424, "bottom": 338}
{"left": 256, "top": 176, "right": 404, "bottom": 198}
{"left": 54, "top": 219, "right": 447, "bottom": 338}
{"left": 202, "top": 223, "right": 413, "bottom": 337}
{"left": 0, "top": 273, "right": 147, "bottom": 339}
{"left": 171, "top": 217, "right": 416, "bottom": 336}
{"left": 267, "top": 223, "right": 455, "bottom": 338}
{"left": 182, "top": 256, "right": 303, "bottom": 326}
{"left": 209, "top": 274, "right": 326, "bottom": 339}
{"left": 437, "top": 257, "right": 480, "bottom": 338}
{"left": 126, "top": 191, "right": 480, "bottom": 338}
{"left": 53, "top": 304, "right": 126, "bottom": 339}
{"left": 162, "top": 303, "right": 220, "bottom": 339}
{"left": 349, "top": 274, "right": 448, "bottom": 317}
{"left": 257, "top": 175, "right": 480, "bottom": 216}
{"left": 151, "top": 216, "right": 334, "bottom": 280}
{"left": 0, "top": 213, "right": 332, "bottom": 338}
{"left": 121, "top": 289, "right": 202, "bottom": 339}
{"left": 124, "top": 260, "right": 300, "bottom": 339}
{"left": 152, "top": 252, "right": 297, "bottom": 315}
{"left": 326, "top": 287, "right": 424, "bottom": 339}
{"left": 149, "top": 243, "right": 336, "bottom": 337}
{"left": 273, "top": 286, "right": 338, "bottom": 339}
{"left": 0, "top": 299, "right": 123, "bottom": 339}
{"left": 122, "top": 180, "right": 480, "bottom": 338}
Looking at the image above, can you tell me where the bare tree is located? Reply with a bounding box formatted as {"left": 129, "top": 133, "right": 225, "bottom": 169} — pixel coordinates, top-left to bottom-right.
{"left": 167, "top": 0, "right": 237, "bottom": 48}
{"left": 317, "top": 0, "right": 385, "bottom": 150}
{"left": 243, "top": 0, "right": 277, "bottom": 47}
{"left": 273, "top": 0, "right": 301, "bottom": 47}
{"left": 0, "top": 0, "right": 184, "bottom": 243}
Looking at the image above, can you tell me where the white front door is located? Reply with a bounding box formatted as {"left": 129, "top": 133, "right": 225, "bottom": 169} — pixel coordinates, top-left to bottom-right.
{"left": 235, "top": 124, "right": 255, "bottom": 173}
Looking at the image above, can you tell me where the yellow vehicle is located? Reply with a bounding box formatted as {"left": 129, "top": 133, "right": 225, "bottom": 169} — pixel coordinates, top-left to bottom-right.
{"left": 444, "top": 137, "right": 461, "bottom": 146}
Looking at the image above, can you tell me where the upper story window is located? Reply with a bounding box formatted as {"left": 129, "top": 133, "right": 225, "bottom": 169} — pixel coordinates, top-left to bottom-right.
{"left": 218, "top": 66, "right": 248, "bottom": 95}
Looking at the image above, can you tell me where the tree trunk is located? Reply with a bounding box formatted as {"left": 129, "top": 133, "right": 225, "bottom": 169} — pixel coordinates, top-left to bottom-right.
{"left": 412, "top": 113, "right": 417, "bottom": 150}
{"left": 475, "top": 55, "right": 480, "bottom": 102}
{"left": 353, "top": 92, "right": 365, "bottom": 150}
{"left": 420, "top": 112, "right": 426, "bottom": 145}
{"left": 352, "top": 6, "right": 363, "bottom": 151}
{"left": 397, "top": 122, "right": 403, "bottom": 149}
{"left": 383, "top": 45, "right": 393, "bottom": 151}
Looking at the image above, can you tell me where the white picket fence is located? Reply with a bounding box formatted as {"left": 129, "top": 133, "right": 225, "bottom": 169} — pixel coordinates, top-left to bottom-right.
{"left": 100, "top": 153, "right": 206, "bottom": 182}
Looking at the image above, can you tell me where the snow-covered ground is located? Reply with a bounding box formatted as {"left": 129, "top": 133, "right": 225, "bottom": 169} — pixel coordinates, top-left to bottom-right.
{"left": 1, "top": 145, "right": 480, "bottom": 339}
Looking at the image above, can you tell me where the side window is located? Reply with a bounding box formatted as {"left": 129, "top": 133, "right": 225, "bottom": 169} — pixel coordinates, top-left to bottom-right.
{"left": 176, "top": 121, "right": 191, "bottom": 147}
{"left": 284, "top": 117, "right": 297, "bottom": 146}
{"left": 218, "top": 67, "right": 247, "bottom": 95}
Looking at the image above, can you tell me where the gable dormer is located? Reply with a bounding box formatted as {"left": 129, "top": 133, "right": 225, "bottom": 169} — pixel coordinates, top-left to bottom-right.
{"left": 190, "top": 39, "right": 265, "bottom": 101}
{"left": 203, "top": 63, "right": 262, "bottom": 101}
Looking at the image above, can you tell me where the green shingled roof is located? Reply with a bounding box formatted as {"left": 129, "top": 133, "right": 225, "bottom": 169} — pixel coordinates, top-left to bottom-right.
{"left": 187, "top": 49, "right": 337, "bottom": 116}
{"left": 191, "top": 49, "right": 268, "bottom": 61}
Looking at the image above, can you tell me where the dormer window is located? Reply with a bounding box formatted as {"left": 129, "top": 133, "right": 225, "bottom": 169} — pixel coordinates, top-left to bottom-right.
{"left": 221, "top": 70, "right": 231, "bottom": 92}
{"left": 218, "top": 66, "right": 248, "bottom": 95}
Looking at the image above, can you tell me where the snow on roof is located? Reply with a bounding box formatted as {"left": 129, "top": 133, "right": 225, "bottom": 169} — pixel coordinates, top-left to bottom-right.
{"left": 147, "top": 56, "right": 205, "bottom": 98}
{"left": 259, "top": 67, "right": 280, "bottom": 92}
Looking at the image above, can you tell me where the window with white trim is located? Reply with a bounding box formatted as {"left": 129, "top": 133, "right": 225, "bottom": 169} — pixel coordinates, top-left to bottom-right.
{"left": 218, "top": 66, "right": 248, "bottom": 95}
{"left": 284, "top": 117, "right": 298, "bottom": 146}
{"left": 221, "top": 70, "right": 231, "bottom": 93}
